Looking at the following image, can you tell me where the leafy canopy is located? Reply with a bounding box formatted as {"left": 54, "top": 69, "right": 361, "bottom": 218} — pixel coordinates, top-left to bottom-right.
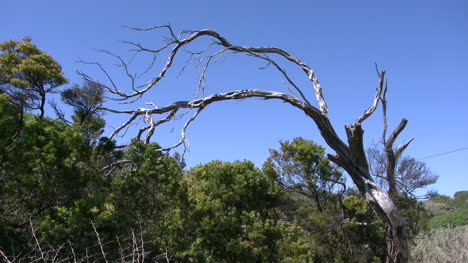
{"left": 0, "top": 37, "right": 67, "bottom": 116}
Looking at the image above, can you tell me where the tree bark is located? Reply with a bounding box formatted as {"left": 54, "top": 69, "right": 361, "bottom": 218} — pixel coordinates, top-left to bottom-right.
{"left": 39, "top": 93, "right": 45, "bottom": 118}
{"left": 327, "top": 123, "right": 409, "bottom": 263}
{"left": 300, "top": 100, "right": 410, "bottom": 262}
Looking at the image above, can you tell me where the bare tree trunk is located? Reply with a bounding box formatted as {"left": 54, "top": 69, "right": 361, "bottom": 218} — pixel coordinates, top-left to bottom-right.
{"left": 39, "top": 94, "right": 45, "bottom": 118}
{"left": 385, "top": 149, "right": 398, "bottom": 196}
{"left": 380, "top": 86, "right": 414, "bottom": 198}
{"left": 327, "top": 123, "right": 409, "bottom": 263}
{"left": 297, "top": 90, "right": 410, "bottom": 262}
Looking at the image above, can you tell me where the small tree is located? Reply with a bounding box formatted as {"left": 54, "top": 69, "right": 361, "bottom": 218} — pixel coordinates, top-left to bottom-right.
{"left": 59, "top": 80, "right": 105, "bottom": 145}
{"left": 60, "top": 80, "right": 104, "bottom": 123}
{"left": 263, "top": 137, "right": 345, "bottom": 212}
{"left": 366, "top": 86, "right": 438, "bottom": 199}
{"left": 83, "top": 25, "right": 414, "bottom": 262}
{"left": 368, "top": 145, "right": 438, "bottom": 199}
{"left": 0, "top": 37, "right": 67, "bottom": 117}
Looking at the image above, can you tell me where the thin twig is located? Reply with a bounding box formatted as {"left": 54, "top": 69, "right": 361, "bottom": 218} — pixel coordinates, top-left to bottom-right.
{"left": 0, "top": 249, "right": 12, "bottom": 263}
{"left": 68, "top": 240, "right": 77, "bottom": 263}
{"left": 91, "top": 221, "right": 108, "bottom": 263}
{"left": 29, "top": 219, "right": 45, "bottom": 262}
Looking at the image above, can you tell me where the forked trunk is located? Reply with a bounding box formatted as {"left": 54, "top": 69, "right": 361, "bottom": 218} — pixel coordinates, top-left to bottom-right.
{"left": 328, "top": 123, "right": 409, "bottom": 263}
{"left": 330, "top": 156, "right": 409, "bottom": 262}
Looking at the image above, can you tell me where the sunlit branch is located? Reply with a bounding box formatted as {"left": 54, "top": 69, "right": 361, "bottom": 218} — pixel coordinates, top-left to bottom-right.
{"left": 82, "top": 25, "right": 328, "bottom": 114}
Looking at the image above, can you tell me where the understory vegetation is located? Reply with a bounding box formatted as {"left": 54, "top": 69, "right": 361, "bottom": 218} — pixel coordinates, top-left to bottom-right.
{"left": 1, "top": 95, "right": 466, "bottom": 262}
{"left": 1, "top": 37, "right": 467, "bottom": 262}
{"left": 410, "top": 225, "right": 467, "bottom": 263}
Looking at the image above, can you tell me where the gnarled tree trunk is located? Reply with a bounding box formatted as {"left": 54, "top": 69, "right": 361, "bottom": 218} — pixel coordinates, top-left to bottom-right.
{"left": 328, "top": 123, "right": 409, "bottom": 263}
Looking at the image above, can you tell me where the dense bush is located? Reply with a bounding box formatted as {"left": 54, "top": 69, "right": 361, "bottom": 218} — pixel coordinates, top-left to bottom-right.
{"left": 428, "top": 209, "right": 468, "bottom": 229}
{"left": 1, "top": 90, "right": 464, "bottom": 262}
{"left": 423, "top": 200, "right": 455, "bottom": 216}
{"left": 453, "top": 191, "right": 468, "bottom": 209}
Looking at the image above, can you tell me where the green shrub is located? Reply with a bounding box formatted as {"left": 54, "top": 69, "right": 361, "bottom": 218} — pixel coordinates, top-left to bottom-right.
{"left": 428, "top": 209, "right": 468, "bottom": 229}
{"left": 423, "top": 200, "right": 455, "bottom": 216}
{"left": 453, "top": 191, "right": 468, "bottom": 209}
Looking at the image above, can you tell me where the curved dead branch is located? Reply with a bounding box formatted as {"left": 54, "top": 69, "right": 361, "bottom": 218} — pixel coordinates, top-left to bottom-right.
{"left": 101, "top": 88, "right": 346, "bottom": 154}
{"left": 83, "top": 25, "right": 327, "bottom": 113}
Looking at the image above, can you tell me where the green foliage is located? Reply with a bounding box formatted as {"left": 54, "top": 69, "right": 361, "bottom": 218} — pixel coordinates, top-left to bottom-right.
{"left": 2, "top": 40, "right": 447, "bottom": 262}
{"left": 392, "top": 195, "right": 430, "bottom": 239}
{"left": 35, "top": 193, "right": 118, "bottom": 251}
{"left": 423, "top": 200, "right": 455, "bottom": 217}
{"left": 367, "top": 144, "right": 438, "bottom": 198}
{"left": 430, "top": 193, "right": 452, "bottom": 204}
{"left": 0, "top": 95, "right": 116, "bottom": 254}
{"left": 263, "top": 137, "right": 343, "bottom": 212}
{"left": 0, "top": 98, "right": 446, "bottom": 262}
{"left": 428, "top": 209, "right": 468, "bottom": 229}
{"left": 61, "top": 80, "right": 104, "bottom": 122}
{"left": 274, "top": 221, "right": 319, "bottom": 263}
{"left": 58, "top": 80, "right": 106, "bottom": 145}
{"left": 178, "top": 160, "right": 285, "bottom": 262}
{"left": 264, "top": 138, "right": 390, "bottom": 262}
{"left": 0, "top": 37, "right": 67, "bottom": 116}
{"left": 0, "top": 93, "right": 22, "bottom": 147}
{"left": 424, "top": 191, "right": 468, "bottom": 229}
{"left": 453, "top": 191, "right": 468, "bottom": 209}
{"left": 0, "top": 112, "right": 97, "bottom": 252}
{"left": 343, "top": 195, "right": 369, "bottom": 217}
{"left": 410, "top": 225, "right": 468, "bottom": 263}
{"left": 28, "top": 140, "right": 186, "bottom": 259}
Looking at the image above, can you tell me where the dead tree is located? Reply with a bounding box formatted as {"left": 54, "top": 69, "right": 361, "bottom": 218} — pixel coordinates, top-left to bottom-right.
{"left": 367, "top": 89, "right": 437, "bottom": 199}
{"left": 379, "top": 85, "right": 414, "bottom": 197}
{"left": 82, "top": 25, "right": 411, "bottom": 262}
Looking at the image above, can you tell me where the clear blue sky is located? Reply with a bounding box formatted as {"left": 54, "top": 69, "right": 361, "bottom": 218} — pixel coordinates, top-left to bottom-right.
{"left": 2, "top": 0, "right": 467, "bottom": 197}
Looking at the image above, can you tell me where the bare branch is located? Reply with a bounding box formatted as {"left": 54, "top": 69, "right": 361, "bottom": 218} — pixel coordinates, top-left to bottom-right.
{"left": 91, "top": 222, "right": 108, "bottom": 263}
{"left": 386, "top": 118, "right": 409, "bottom": 149}
{"left": 124, "top": 24, "right": 178, "bottom": 40}
{"left": 244, "top": 51, "right": 312, "bottom": 106}
{"left": 381, "top": 81, "right": 389, "bottom": 144}
{"left": 0, "top": 249, "right": 12, "bottom": 263}
{"left": 139, "top": 225, "right": 145, "bottom": 263}
{"left": 29, "top": 219, "right": 44, "bottom": 262}
{"left": 68, "top": 240, "right": 77, "bottom": 263}
{"left": 162, "top": 107, "right": 203, "bottom": 154}
{"left": 77, "top": 61, "right": 124, "bottom": 99}
{"left": 116, "top": 236, "right": 126, "bottom": 263}
{"left": 356, "top": 71, "right": 385, "bottom": 124}
{"left": 97, "top": 49, "right": 139, "bottom": 92}
{"left": 82, "top": 25, "right": 329, "bottom": 114}
{"left": 131, "top": 229, "right": 137, "bottom": 263}
{"left": 144, "top": 110, "right": 176, "bottom": 144}
{"left": 51, "top": 244, "right": 64, "bottom": 263}
{"left": 101, "top": 89, "right": 347, "bottom": 154}
{"left": 50, "top": 100, "right": 72, "bottom": 125}
{"left": 109, "top": 114, "right": 139, "bottom": 139}
{"left": 395, "top": 138, "right": 415, "bottom": 158}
